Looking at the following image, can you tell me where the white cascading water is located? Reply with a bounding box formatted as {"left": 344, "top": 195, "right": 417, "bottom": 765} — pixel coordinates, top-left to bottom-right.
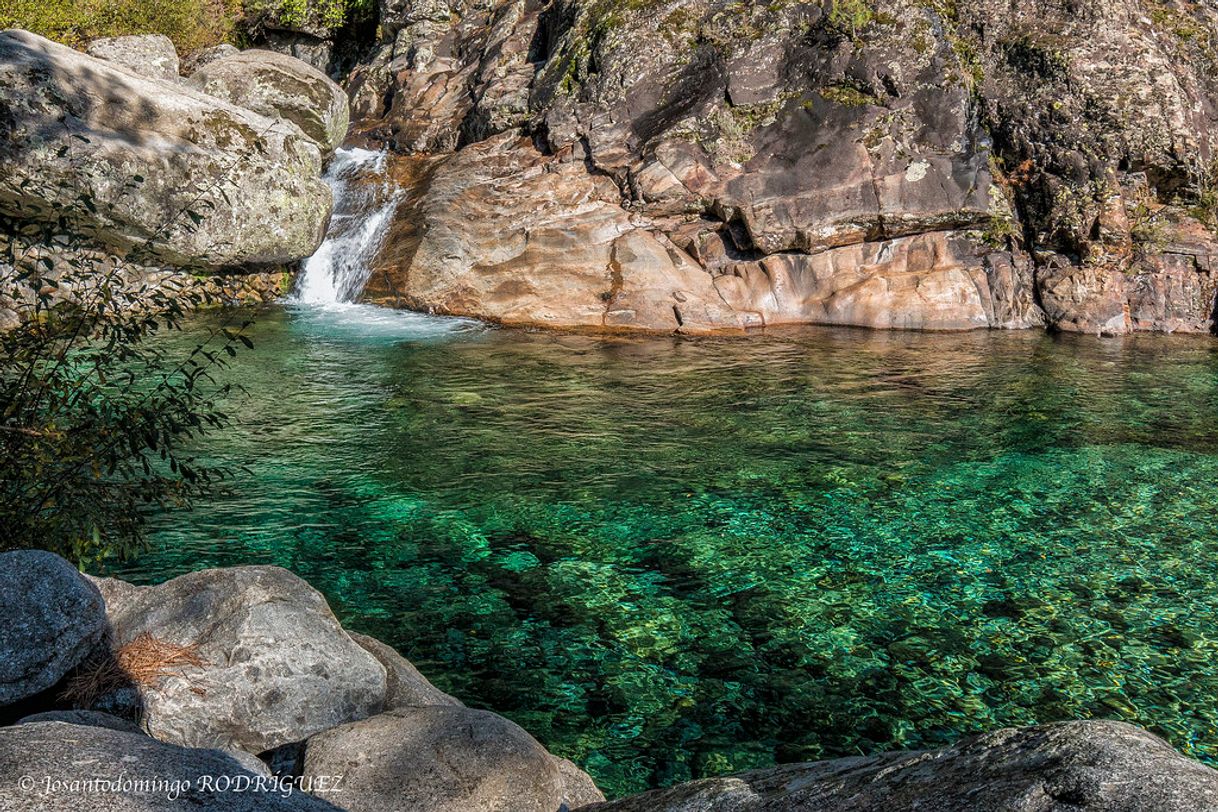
{"left": 294, "top": 147, "right": 400, "bottom": 305}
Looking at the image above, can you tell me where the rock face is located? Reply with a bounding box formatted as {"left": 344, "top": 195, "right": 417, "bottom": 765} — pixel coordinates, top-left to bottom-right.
{"left": 85, "top": 34, "right": 180, "bottom": 81}
{"left": 0, "top": 550, "right": 106, "bottom": 707}
{"left": 187, "top": 50, "right": 350, "bottom": 154}
{"left": 0, "top": 30, "right": 331, "bottom": 270}
{"left": 300, "top": 706, "right": 565, "bottom": 812}
{"left": 0, "top": 721, "right": 338, "bottom": 811}
{"left": 348, "top": 0, "right": 1218, "bottom": 335}
{"left": 582, "top": 721, "right": 1218, "bottom": 811}
{"left": 87, "top": 566, "right": 386, "bottom": 754}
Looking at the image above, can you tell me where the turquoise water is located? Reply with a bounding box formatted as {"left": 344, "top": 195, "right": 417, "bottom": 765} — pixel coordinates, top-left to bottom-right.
{"left": 110, "top": 304, "right": 1218, "bottom": 797}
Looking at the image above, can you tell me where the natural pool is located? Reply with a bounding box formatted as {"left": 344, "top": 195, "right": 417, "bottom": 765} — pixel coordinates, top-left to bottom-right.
{"left": 108, "top": 304, "right": 1218, "bottom": 797}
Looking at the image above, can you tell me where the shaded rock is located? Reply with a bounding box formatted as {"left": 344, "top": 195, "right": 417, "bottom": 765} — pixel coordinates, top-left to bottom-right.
{"left": 0, "top": 550, "right": 106, "bottom": 707}
{"left": 183, "top": 43, "right": 240, "bottom": 76}
{"left": 0, "top": 31, "right": 331, "bottom": 269}
{"left": 87, "top": 566, "right": 386, "bottom": 754}
{"left": 582, "top": 721, "right": 1218, "bottom": 811}
{"left": 17, "top": 709, "right": 143, "bottom": 734}
{"left": 262, "top": 31, "right": 334, "bottom": 74}
{"left": 347, "top": 632, "right": 462, "bottom": 709}
{"left": 0, "top": 721, "right": 338, "bottom": 811}
{"left": 301, "top": 706, "right": 564, "bottom": 812}
{"left": 188, "top": 50, "right": 350, "bottom": 153}
{"left": 555, "top": 757, "right": 605, "bottom": 809}
{"left": 85, "top": 34, "right": 179, "bottom": 81}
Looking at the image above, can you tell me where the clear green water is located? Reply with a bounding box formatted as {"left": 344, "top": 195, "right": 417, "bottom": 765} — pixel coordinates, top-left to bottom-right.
{"left": 109, "top": 304, "right": 1218, "bottom": 797}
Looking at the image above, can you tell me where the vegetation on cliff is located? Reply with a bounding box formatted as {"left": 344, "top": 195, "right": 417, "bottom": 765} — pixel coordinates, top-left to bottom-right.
{"left": 0, "top": 0, "right": 374, "bottom": 54}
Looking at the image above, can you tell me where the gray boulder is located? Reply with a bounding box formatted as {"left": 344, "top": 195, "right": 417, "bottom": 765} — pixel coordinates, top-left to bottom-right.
{"left": 0, "top": 550, "right": 106, "bottom": 706}
{"left": 0, "top": 30, "right": 331, "bottom": 270}
{"left": 85, "top": 34, "right": 179, "bottom": 81}
{"left": 348, "top": 632, "right": 462, "bottom": 710}
{"left": 87, "top": 566, "right": 386, "bottom": 754}
{"left": 187, "top": 50, "right": 350, "bottom": 154}
{"left": 17, "top": 709, "right": 143, "bottom": 734}
{"left": 582, "top": 721, "right": 1218, "bottom": 811}
{"left": 0, "top": 721, "right": 339, "bottom": 811}
{"left": 301, "top": 706, "right": 565, "bottom": 812}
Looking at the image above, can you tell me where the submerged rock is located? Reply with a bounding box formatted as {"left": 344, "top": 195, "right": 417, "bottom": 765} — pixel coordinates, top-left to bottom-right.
{"left": 0, "top": 30, "right": 331, "bottom": 270}
{"left": 581, "top": 721, "right": 1218, "bottom": 811}
{"left": 85, "top": 34, "right": 180, "bottom": 81}
{"left": 300, "top": 706, "right": 565, "bottom": 812}
{"left": 85, "top": 566, "right": 386, "bottom": 754}
{"left": 0, "top": 550, "right": 106, "bottom": 707}
{"left": 187, "top": 50, "right": 350, "bottom": 154}
{"left": 0, "top": 721, "right": 337, "bottom": 811}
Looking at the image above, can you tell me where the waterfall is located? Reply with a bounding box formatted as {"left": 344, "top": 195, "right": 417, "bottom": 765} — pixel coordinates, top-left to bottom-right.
{"left": 294, "top": 147, "right": 400, "bottom": 305}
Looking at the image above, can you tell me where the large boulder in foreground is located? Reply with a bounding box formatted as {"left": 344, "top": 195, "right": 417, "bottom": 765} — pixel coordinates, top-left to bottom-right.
{"left": 85, "top": 34, "right": 179, "bottom": 81}
{"left": 0, "top": 30, "right": 331, "bottom": 269}
{"left": 187, "top": 50, "right": 350, "bottom": 154}
{"left": 87, "top": 566, "right": 386, "bottom": 754}
{"left": 0, "top": 721, "right": 337, "bottom": 811}
{"left": 0, "top": 550, "right": 106, "bottom": 707}
{"left": 583, "top": 721, "right": 1218, "bottom": 811}
{"left": 301, "top": 706, "right": 565, "bottom": 812}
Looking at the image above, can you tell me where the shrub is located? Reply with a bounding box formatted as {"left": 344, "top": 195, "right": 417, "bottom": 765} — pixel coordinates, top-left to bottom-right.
{"left": 0, "top": 0, "right": 243, "bottom": 54}
{"left": 0, "top": 136, "right": 252, "bottom": 567}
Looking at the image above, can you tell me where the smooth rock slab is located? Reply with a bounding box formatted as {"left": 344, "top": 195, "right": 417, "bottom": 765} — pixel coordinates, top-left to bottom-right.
{"left": 582, "top": 721, "right": 1218, "bottom": 811}
{"left": 301, "top": 706, "right": 565, "bottom": 812}
{"left": 187, "top": 50, "right": 350, "bottom": 153}
{"left": 85, "top": 34, "right": 179, "bottom": 81}
{"left": 88, "top": 566, "right": 386, "bottom": 754}
{"left": 0, "top": 721, "right": 338, "bottom": 811}
{"left": 0, "top": 550, "right": 106, "bottom": 706}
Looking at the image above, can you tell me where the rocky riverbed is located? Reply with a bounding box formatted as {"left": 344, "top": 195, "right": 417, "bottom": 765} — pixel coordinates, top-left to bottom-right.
{"left": 2, "top": 548, "right": 1218, "bottom": 811}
